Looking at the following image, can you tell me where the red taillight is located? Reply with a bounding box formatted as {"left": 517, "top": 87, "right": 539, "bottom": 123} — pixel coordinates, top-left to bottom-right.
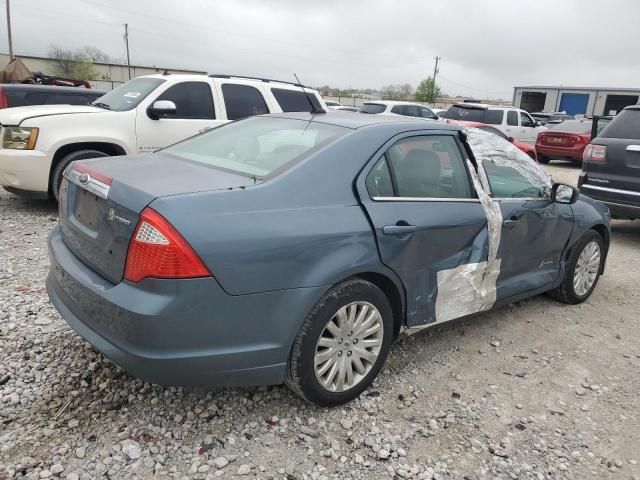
{"left": 0, "top": 87, "right": 8, "bottom": 109}
{"left": 73, "top": 163, "right": 113, "bottom": 186}
{"left": 583, "top": 144, "right": 607, "bottom": 163}
{"left": 124, "top": 208, "right": 211, "bottom": 283}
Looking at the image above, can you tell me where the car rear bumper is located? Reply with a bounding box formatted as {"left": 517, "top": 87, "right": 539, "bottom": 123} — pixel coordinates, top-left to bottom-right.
{"left": 535, "top": 144, "right": 585, "bottom": 161}
{"left": 47, "top": 226, "right": 326, "bottom": 387}
{"left": 0, "top": 149, "right": 52, "bottom": 193}
{"left": 579, "top": 183, "right": 640, "bottom": 219}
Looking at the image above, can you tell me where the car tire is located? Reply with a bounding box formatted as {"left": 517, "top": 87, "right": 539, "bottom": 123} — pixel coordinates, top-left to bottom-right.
{"left": 548, "top": 230, "right": 605, "bottom": 304}
{"left": 538, "top": 155, "right": 551, "bottom": 164}
{"left": 285, "top": 279, "right": 394, "bottom": 406}
{"left": 51, "top": 149, "right": 109, "bottom": 202}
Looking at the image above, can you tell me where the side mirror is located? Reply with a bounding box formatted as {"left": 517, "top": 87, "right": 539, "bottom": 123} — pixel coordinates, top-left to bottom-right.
{"left": 507, "top": 136, "right": 515, "bottom": 143}
{"left": 147, "top": 100, "right": 177, "bottom": 120}
{"left": 552, "top": 183, "right": 578, "bottom": 204}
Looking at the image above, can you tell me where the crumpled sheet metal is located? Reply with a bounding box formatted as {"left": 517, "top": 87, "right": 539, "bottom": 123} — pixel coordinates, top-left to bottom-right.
{"left": 465, "top": 127, "right": 553, "bottom": 192}
{"left": 434, "top": 160, "right": 503, "bottom": 323}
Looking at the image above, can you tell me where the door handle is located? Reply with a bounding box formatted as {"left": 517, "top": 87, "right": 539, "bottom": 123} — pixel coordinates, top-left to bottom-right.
{"left": 503, "top": 217, "right": 521, "bottom": 229}
{"left": 383, "top": 224, "right": 417, "bottom": 236}
{"left": 626, "top": 145, "right": 640, "bottom": 152}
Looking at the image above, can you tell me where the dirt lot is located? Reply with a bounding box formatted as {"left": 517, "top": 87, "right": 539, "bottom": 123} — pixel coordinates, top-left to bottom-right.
{"left": 1, "top": 162, "right": 639, "bottom": 480}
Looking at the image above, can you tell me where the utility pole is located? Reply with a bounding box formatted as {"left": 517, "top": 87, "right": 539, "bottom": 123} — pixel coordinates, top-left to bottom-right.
{"left": 432, "top": 56, "right": 440, "bottom": 84}
{"left": 124, "top": 23, "right": 131, "bottom": 80}
{"left": 6, "top": 0, "right": 14, "bottom": 60}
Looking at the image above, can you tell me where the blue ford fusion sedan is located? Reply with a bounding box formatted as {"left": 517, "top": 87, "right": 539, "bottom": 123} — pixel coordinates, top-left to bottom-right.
{"left": 47, "top": 112, "right": 610, "bottom": 405}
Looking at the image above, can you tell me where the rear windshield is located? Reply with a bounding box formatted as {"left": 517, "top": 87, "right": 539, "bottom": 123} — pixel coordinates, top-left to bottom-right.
{"left": 91, "top": 77, "right": 165, "bottom": 111}
{"left": 444, "top": 106, "right": 504, "bottom": 125}
{"left": 360, "top": 103, "right": 386, "bottom": 114}
{"left": 600, "top": 109, "right": 640, "bottom": 139}
{"left": 549, "top": 120, "right": 592, "bottom": 133}
{"left": 271, "top": 88, "right": 322, "bottom": 112}
{"left": 162, "top": 117, "right": 348, "bottom": 178}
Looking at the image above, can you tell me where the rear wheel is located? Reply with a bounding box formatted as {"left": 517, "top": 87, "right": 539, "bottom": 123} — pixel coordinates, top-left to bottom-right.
{"left": 285, "top": 279, "right": 393, "bottom": 406}
{"left": 538, "top": 155, "right": 551, "bottom": 164}
{"left": 548, "top": 230, "right": 605, "bottom": 304}
{"left": 51, "top": 149, "right": 109, "bottom": 202}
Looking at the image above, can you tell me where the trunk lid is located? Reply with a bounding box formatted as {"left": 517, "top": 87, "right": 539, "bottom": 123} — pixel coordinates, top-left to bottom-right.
{"left": 59, "top": 152, "right": 254, "bottom": 284}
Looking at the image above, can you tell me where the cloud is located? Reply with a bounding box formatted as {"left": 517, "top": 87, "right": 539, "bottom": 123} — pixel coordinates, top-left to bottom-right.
{"left": 2, "top": 0, "right": 639, "bottom": 99}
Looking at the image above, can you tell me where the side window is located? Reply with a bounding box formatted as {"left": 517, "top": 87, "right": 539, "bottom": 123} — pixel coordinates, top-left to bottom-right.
{"left": 385, "top": 136, "right": 471, "bottom": 198}
{"left": 520, "top": 111, "right": 534, "bottom": 127}
{"left": 156, "top": 82, "right": 215, "bottom": 119}
{"left": 482, "top": 161, "right": 545, "bottom": 198}
{"left": 507, "top": 111, "right": 518, "bottom": 126}
{"left": 420, "top": 107, "right": 437, "bottom": 119}
{"left": 484, "top": 110, "right": 504, "bottom": 125}
{"left": 271, "top": 88, "right": 321, "bottom": 112}
{"left": 390, "top": 105, "right": 407, "bottom": 116}
{"left": 222, "top": 84, "right": 269, "bottom": 120}
{"left": 365, "top": 157, "right": 394, "bottom": 197}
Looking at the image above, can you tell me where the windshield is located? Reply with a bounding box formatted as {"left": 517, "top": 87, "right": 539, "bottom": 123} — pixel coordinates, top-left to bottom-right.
{"left": 163, "top": 117, "right": 349, "bottom": 178}
{"left": 444, "top": 106, "right": 504, "bottom": 125}
{"left": 549, "top": 120, "right": 592, "bottom": 133}
{"left": 360, "top": 103, "right": 386, "bottom": 114}
{"left": 600, "top": 109, "right": 640, "bottom": 139}
{"left": 91, "top": 78, "right": 165, "bottom": 111}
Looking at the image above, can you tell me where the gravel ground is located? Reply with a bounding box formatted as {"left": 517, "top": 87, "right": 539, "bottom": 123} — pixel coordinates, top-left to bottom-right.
{"left": 1, "top": 162, "right": 639, "bottom": 480}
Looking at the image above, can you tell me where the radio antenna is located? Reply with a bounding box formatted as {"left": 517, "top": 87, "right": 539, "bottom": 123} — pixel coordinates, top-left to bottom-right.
{"left": 294, "top": 73, "right": 326, "bottom": 114}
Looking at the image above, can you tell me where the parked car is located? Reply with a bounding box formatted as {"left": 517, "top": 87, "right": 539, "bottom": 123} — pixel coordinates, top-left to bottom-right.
{"left": 579, "top": 105, "right": 640, "bottom": 219}
{"left": 446, "top": 119, "right": 537, "bottom": 160}
{"left": 359, "top": 101, "right": 439, "bottom": 120}
{"left": 47, "top": 112, "right": 610, "bottom": 405}
{"left": 325, "top": 100, "right": 343, "bottom": 110}
{"left": 536, "top": 119, "right": 594, "bottom": 164}
{"left": 430, "top": 107, "right": 448, "bottom": 118}
{"left": 0, "top": 84, "right": 106, "bottom": 109}
{"left": 335, "top": 106, "right": 359, "bottom": 112}
{"left": 444, "top": 103, "right": 547, "bottom": 144}
{"left": 531, "top": 112, "right": 574, "bottom": 125}
{"left": 0, "top": 74, "right": 326, "bottom": 200}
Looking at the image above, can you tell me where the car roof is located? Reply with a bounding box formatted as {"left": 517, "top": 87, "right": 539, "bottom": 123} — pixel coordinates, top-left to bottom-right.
{"left": 364, "top": 100, "right": 430, "bottom": 107}
{"left": 0, "top": 84, "right": 106, "bottom": 94}
{"left": 264, "top": 111, "right": 462, "bottom": 131}
{"left": 452, "top": 102, "right": 518, "bottom": 111}
{"left": 139, "top": 74, "right": 321, "bottom": 92}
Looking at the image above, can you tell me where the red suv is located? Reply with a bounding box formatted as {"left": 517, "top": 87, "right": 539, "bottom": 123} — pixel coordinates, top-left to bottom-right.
{"left": 536, "top": 119, "right": 594, "bottom": 164}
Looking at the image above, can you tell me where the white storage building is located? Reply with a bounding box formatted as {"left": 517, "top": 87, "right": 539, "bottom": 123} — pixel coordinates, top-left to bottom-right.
{"left": 513, "top": 86, "right": 640, "bottom": 116}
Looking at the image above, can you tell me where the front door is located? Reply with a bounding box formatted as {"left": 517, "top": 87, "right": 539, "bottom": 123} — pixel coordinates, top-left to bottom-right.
{"left": 518, "top": 110, "right": 540, "bottom": 144}
{"left": 358, "top": 132, "right": 490, "bottom": 327}
{"left": 135, "top": 81, "right": 223, "bottom": 153}
{"left": 479, "top": 155, "right": 574, "bottom": 299}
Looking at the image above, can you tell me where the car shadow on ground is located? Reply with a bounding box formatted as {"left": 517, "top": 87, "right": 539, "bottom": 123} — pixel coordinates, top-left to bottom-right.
{"left": 611, "top": 219, "right": 640, "bottom": 241}
{"left": 547, "top": 160, "right": 581, "bottom": 170}
{"left": 0, "top": 190, "right": 57, "bottom": 215}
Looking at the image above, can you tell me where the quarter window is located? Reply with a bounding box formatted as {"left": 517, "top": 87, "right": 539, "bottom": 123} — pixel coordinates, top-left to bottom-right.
{"left": 222, "top": 84, "right": 269, "bottom": 120}
{"left": 367, "top": 135, "right": 471, "bottom": 199}
{"left": 156, "top": 82, "right": 215, "bottom": 119}
{"left": 507, "top": 111, "right": 518, "bottom": 126}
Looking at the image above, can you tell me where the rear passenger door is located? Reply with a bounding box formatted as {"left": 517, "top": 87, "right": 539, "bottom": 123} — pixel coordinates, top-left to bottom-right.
{"left": 220, "top": 83, "right": 270, "bottom": 120}
{"left": 357, "top": 132, "right": 490, "bottom": 327}
{"left": 135, "top": 80, "right": 221, "bottom": 151}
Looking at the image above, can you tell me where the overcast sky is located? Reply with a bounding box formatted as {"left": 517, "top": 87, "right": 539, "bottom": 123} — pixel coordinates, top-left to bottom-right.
{"left": 2, "top": 0, "right": 639, "bottom": 99}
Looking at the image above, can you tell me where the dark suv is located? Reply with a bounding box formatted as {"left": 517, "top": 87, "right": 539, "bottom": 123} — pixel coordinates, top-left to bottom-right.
{"left": 579, "top": 105, "right": 640, "bottom": 219}
{"left": 0, "top": 84, "right": 106, "bottom": 109}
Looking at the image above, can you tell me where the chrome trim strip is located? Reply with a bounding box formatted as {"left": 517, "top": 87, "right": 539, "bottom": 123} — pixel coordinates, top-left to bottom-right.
{"left": 67, "top": 170, "right": 110, "bottom": 199}
{"left": 581, "top": 184, "right": 640, "bottom": 198}
{"left": 372, "top": 196, "right": 480, "bottom": 203}
{"left": 626, "top": 145, "right": 640, "bottom": 152}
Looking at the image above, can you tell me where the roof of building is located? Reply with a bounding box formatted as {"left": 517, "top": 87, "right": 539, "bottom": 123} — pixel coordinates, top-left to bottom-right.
{"left": 515, "top": 85, "right": 640, "bottom": 93}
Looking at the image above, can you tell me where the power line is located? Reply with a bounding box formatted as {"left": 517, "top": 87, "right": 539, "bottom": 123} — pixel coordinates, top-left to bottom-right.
{"left": 437, "top": 74, "right": 511, "bottom": 96}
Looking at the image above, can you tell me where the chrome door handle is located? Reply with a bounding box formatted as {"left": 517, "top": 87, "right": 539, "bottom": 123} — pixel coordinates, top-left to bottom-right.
{"left": 383, "top": 224, "right": 417, "bottom": 236}
{"left": 626, "top": 145, "right": 640, "bottom": 152}
{"left": 503, "top": 218, "right": 521, "bottom": 229}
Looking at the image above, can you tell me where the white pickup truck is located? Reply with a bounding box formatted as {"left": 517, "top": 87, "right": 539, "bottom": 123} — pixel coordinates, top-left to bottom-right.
{"left": 0, "top": 74, "right": 326, "bottom": 199}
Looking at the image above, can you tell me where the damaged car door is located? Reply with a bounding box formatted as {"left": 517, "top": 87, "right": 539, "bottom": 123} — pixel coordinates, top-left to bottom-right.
{"left": 357, "top": 132, "right": 489, "bottom": 327}
{"left": 465, "top": 129, "right": 574, "bottom": 300}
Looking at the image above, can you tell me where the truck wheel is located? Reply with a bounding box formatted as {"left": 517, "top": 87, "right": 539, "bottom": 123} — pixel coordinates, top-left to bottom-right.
{"left": 51, "top": 150, "right": 109, "bottom": 202}
{"left": 285, "top": 279, "right": 394, "bottom": 406}
{"left": 548, "top": 230, "right": 605, "bottom": 304}
{"left": 538, "top": 155, "right": 551, "bottom": 164}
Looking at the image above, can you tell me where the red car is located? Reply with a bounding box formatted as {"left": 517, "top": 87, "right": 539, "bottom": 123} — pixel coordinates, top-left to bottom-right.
{"left": 535, "top": 119, "right": 592, "bottom": 164}
{"left": 445, "top": 119, "right": 538, "bottom": 161}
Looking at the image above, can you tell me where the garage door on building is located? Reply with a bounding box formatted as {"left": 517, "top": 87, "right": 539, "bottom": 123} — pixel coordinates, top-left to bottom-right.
{"left": 603, "top": 95, "right": 639, "bottom": 116}
{"left": 520, "top": 91, "right": 546, "bottom": 112}
{"left": 558, "top": 93, "right": 589, "bottom": 116}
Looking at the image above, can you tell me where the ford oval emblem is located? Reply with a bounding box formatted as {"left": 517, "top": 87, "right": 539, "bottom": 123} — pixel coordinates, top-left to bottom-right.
{"left": 78, "top": 173, "right": 90, "bottom": 184}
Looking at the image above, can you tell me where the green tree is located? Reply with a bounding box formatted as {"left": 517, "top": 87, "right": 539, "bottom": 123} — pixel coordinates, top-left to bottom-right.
{"left": 415, "top": 76, "right": 441, "bottom": 103}
{"left": 47, "top": 45, "right": 105, "bottom": 81}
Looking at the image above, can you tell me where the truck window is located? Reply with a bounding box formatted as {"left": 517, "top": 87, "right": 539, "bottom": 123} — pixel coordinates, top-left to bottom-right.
{"left": 156, "top": 82, "right": 215, "bottom": 119}
{"left": 222, "top": 84, "right": 270, "bottom": 120}
{"left": 271, "top": 88, "right": 321, "bottom": 112}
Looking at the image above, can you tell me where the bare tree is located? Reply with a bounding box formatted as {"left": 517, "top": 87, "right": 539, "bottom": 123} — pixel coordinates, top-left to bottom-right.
{"left": 397, "top": 83, "right": 414, "bottom": 101}
{"left": 78, "top": 46, "right": 112, "bottom": 63}
{"left": 47, "top": 45, "right": 109, "bottom": 80}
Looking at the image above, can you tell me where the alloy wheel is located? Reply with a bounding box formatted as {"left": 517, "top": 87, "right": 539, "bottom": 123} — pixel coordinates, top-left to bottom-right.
{"left": 573, "top": 241, "right": 601, "bottom": 296}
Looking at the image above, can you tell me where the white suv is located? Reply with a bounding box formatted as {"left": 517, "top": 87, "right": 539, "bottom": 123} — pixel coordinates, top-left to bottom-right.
{"left": 0, "top": 74, "right": 326, "bottom": 199}
{"left": 359, "top": 101, "right": 439, "bottom": 120}
{"left": 443, "top": 103, "right": 547, "bottom": 144}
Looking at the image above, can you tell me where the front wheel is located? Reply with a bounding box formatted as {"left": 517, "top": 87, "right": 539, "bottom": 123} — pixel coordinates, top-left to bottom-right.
{"left": 549, "top": 230, "right": 605, "bottom": 304}
{"left": 285, "top": 279, "right": 393, "bottom": 406}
